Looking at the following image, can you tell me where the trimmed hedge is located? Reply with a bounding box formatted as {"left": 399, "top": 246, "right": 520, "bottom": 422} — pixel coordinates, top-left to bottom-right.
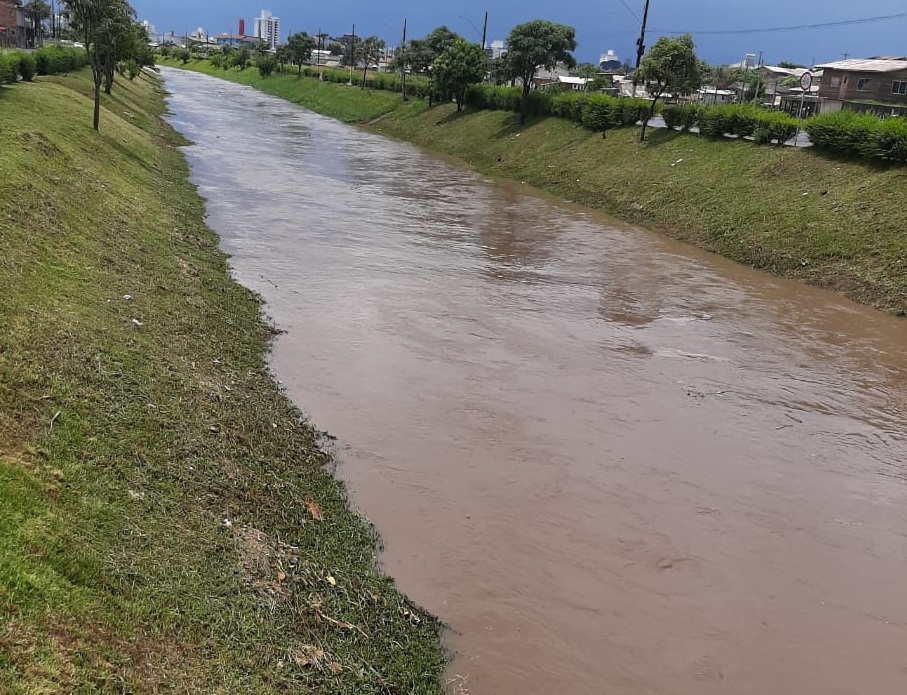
{"left": 464, "top": 85, "right": 652, "bottom": 132}
{"left": 661, "top": 103, "right": 797, "bottom": 146}
{"left": 806, "top": 110, "right": 907, "bottom": 164}
{"left": 34, "top": 46, "right": 89, "bottom": 75}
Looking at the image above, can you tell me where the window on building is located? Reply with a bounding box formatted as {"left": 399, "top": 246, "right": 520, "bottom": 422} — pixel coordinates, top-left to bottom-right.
{"left": 893, "top": 80, "right": 907, "bottom": 95}
{"left": 857, "top": 78, "right": 871, "bottom": 91}
{"left": 829, "top": 76, "right": 841, "bottom": 88}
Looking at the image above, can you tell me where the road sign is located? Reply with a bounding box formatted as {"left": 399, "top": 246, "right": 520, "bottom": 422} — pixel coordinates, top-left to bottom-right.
{"left": 799, "top": 72, "right": 813, "bottom": 91}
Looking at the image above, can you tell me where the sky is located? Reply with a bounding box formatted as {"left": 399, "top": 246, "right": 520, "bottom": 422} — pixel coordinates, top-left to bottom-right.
{"left": 131, "top": 0, "right": 907, "bottom": 67}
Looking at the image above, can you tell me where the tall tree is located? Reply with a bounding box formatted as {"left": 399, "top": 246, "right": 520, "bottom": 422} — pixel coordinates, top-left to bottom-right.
{"left": 286, "top": 31, "right": 316, "bottom": 76}
{"left": 432, "top": 38, "right": 486, "bottom": 111}
{"left": 64, "top": 0, "right": 135, "bottom": 131}
{"left": 23, "top": 0, "right": 51, "bottom": 47}
{"left": 502, "top": 20, "right": 577, "bottom": 124}
{"left": 404, "top": 26, "right": 460, "bottom": 75}
{"left": 637, "top": 34, "right": 701, "bottom": 141}
{"left": 358, "top": 35, "right": 385, "bottom": 88}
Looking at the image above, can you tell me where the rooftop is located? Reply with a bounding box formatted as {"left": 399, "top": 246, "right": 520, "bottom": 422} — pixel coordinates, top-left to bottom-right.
{"left": 814, "top": 57, "right": 907, "bottom": 73}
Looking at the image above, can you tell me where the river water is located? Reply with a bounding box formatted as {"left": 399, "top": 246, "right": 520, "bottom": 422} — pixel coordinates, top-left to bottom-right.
{"left": 161, "top": 68, "right": 907, "bottom": 694}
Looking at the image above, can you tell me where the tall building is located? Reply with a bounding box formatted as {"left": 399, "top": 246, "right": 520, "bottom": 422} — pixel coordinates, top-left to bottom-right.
{"left": 253, "top": 9, "right": 280, "bottom": 49}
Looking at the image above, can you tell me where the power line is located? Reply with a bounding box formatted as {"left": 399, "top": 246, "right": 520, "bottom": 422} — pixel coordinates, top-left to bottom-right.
{"left": 615, "top": 0, "right": 640, "bottom": 23}
{"left": 658, "top": 11, "right": 907, "bottom": 36}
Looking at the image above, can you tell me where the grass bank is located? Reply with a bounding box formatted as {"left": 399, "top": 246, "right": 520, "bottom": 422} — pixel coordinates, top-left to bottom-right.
{"left": 0, "top": 69, "right": 444, "bottom": 693}
{"left": 164, "top": 60, "right": 907, "bottom": 314}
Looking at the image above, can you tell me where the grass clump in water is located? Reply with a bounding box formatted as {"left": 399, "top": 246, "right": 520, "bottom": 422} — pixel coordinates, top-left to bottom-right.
{"left": 0, "top": 69, "right": 444, "bottom": 693}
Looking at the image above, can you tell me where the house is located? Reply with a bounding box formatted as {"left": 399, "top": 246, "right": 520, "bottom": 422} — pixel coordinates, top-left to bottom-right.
{"left": 533, "top": 63, "right": 571, "bottom": 89}
{"left": 814, "top": 57, "right": 907, "bottom": 117}
{"left": 556, "top": 75, "right": 593, "bottom": 92}
{"left": 696, "top": 87, "right": 736, "bottom": 106}
{"left": 215, "top": 19, "right": 261, "bottom": 48}
{"left": 0, "top": 0, "right": 24, "bottom": 49}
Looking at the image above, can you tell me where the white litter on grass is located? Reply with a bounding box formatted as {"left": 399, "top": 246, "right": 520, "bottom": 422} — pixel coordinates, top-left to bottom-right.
{"left": 123, "top": 294, "right": 133, "bottom": 301}
{"left": 132, "top": 318, "right": 143, "bottom": 327}
{"left": 671, "top": 158, "right": 683, "bottom": 167}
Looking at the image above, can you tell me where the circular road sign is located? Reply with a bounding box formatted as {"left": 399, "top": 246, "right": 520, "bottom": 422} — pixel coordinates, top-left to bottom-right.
{"left": 800, "top": 72, "right": 813, "bottom": 91}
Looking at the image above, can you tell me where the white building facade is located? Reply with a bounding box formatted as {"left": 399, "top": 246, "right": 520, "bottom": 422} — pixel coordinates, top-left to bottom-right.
{"left": 253, "top": 9, "right": 280, "bottom": 48}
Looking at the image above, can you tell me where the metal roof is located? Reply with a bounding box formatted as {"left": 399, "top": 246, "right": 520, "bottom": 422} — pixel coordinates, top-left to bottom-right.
{"left": 814, "top": 58, "right": 907, "bottom": 73}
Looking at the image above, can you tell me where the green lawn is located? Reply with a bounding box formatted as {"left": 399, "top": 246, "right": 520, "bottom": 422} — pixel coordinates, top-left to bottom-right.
{"left": 0, "top": 69, "right": 444, "bottom": 693}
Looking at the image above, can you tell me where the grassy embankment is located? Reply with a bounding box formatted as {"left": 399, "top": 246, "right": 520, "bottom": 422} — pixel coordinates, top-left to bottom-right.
{"left": 0, "top": 70, "right": 444, "bottom": 692}
{"left": 166, "top": 58, "right": 907, "bottom": 314}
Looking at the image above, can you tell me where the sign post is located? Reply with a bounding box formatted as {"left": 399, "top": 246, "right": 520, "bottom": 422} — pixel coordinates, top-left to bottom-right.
{"left": 795, "top": 71, "right": 813, "bottom": 145}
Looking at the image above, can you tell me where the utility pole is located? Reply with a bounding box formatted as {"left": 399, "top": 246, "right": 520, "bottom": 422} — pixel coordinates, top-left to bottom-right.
{"left": 632, "top": 0, "right": 651, "bottom": 98}
{"left": 401, "top": 18, "right": 408, "bottom": 101}
{"left": 348, "top": 23, "right": 355, "bottom": 85}
{"left": 317, "top": 26, "right": 322, "bottom": 78}
{"left": 481, "top": 11, "right": 488, "bottom": 50}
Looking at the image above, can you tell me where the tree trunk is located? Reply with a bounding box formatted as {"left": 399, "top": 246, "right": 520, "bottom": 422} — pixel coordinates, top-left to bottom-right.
{"left": 640, "top": 99, "right": 659, "bottom": 142}
{"left": 298, "top": 63, "right": 301, "bottom": 77}
{"left": 518, "top": 81, "right": 530, "bottom": 125}
{"left": 362, "top": 61, "right": 368, "bottom": 89}
{"left": 93, "top": 77, "right": 101, "bottom": 131}
{"left": 104, "top": 65, "right": 114, "bottom": 95}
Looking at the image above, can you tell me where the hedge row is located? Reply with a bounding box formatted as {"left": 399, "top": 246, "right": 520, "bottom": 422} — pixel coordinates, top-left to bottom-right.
{"left": 806, "top": 110, "right": 907, "bottom": 163}
{"left": 0, "top": 47, "right": 88, "bottom": 86}
{"left": 662, "top": 103, "right": 798, "bottom": 145}
{"left": 464, "top": 85, "right": 652, "bottom": 131}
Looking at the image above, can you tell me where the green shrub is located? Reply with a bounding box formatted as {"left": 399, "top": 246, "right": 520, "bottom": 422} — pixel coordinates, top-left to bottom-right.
{"left": 0, "top": 54, "right": 17, "bottom": 84}
{"left": 806, "top": 110, "right": 907, "bottom": 163}
{"left": 257, "top": 54, "right": 277, "bottom": 77}
{"left": 17, "top": 53, "right": 36, "bottom": 82}
{"left": 581, "top": 98, "right": 613, "bottom": 132}
{"left": 34, "top": 47, "right": 88, "bottom": 75}
{"left": 663, "top": 104, "right": 701, "bottom": 131}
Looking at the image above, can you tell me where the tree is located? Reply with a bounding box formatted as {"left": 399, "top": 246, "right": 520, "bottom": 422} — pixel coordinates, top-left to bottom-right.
{"left": 432, "top": 38, "right": 486, "bottom": 111}
{"left": 573, "top": 62, "right": 599, "bottom": 79}
{"left": 327, "top": 41, "right": 343, "bottom": 56}
{"left": 637, "top": 34, "right": 701, "bottom": 141}
{"left": 404, "top": 26, "right": 460, "bottom": 75}
{"left": 358, "top": 35, "right": 385, "bottom": 88}
{"left": 502, "top": 20, "right": 577, "bottom": 124}
{"left": 286, "top": 31, "right": 316, "bottom": 76}
{"left": 231, "top": 45, "right": 251, "bottom": 71}
{"left": 64, "top": 0, "right": 136, "bottom": 131}
{"left": 23, "top": 0, "right": 50, "bottom": 47}
{"left": 777, "top": 60, "right": 806, "bottom": 69}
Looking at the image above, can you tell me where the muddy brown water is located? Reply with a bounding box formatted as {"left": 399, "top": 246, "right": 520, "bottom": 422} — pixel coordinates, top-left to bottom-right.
{"left": 161, "top": 68, "right": 907, "bottom": 694}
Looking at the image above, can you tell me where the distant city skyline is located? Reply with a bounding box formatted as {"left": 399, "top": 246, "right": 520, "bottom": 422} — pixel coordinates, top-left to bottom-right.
{"left": 129, "top": 1, "right": 907, "bottom": 67}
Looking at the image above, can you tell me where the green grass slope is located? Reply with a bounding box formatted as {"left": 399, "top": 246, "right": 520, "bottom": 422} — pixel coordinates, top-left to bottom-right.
{"left": 0, "top": 70, "right": 443, "bottom": 693}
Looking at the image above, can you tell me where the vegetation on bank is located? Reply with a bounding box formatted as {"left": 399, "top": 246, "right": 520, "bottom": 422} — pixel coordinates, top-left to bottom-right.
{"left": 163, "top": 60, "right": 906, "bottom": 313}
{"left": 0, "top": 69, "right": 444, "bottom": 692}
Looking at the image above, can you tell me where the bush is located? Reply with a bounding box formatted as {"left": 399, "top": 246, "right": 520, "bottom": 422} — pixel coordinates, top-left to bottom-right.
{"left": 662, "top": 104, "right": 700, "bottom": 130}
{"left": 806, "top": 110, "right": 907, "bottom": 163}
{"left": 0, "top": 53, "right": 20, "bottom": 85}
{"left": 17, "top": 53, "right": 36, "bottom": 82}
{"left": 257, "top": 54, "right": 277, "bottom": 77}
{"left": 34, "top": 47, "right": 88, "bottom": 75}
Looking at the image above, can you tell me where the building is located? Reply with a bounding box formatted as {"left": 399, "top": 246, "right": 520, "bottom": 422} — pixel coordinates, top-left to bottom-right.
{"left": 0, "top": 0, "right": 16, "bottom": 47}
{"left": 598, "top": 50, "right": 621, "bottom": 72}
{"left": 489, "top": 40, "right": 506, "bottom": 60}
{"left": 215, "top": 19, "right": 260, "bottom": 48}
{"left": 815, "top": 57, "right": 907, "bottom": 117}
{"left": 253, "top": 9, "right": 280, "bottom": 49}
